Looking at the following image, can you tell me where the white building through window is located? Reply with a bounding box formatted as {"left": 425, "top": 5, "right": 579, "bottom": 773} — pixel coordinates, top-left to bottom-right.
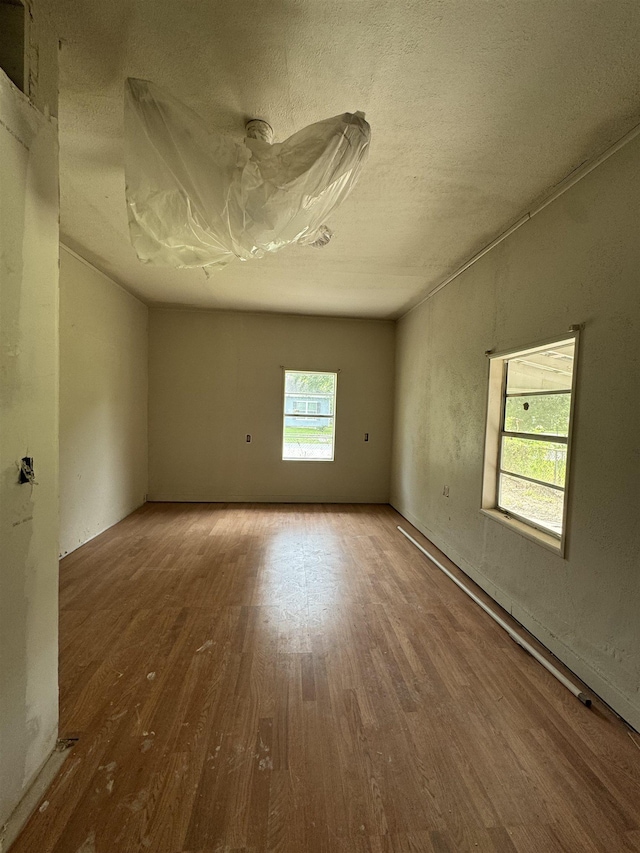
{"left": 482, "top": 335, "right": 578, "bottom": 552}
{"left": 282, "top": 370, "right": 337, "bottom": 461}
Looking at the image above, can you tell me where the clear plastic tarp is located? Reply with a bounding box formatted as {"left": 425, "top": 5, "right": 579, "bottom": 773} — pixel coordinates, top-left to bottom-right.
{"left": 124, "top": 78, "right": 371, "bottom": 270}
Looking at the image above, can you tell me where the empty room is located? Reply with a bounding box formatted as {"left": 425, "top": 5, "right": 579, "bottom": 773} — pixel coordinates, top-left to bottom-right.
{"left": 1, "top": 1, "right": 640, "bottom": 851}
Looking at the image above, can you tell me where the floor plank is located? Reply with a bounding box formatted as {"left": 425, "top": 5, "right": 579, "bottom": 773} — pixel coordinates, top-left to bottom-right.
{"left": 11, "top": 502, "right": 640, "bottom": 853}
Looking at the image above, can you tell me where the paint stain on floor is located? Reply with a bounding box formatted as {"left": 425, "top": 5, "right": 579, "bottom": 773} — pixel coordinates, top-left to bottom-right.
{"left": 75, "top": 831, "right": 96, "bottom": 853}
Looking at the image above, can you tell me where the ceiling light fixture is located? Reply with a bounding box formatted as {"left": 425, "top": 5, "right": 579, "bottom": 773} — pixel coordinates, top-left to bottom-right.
{"left": 124, "top": 78, "right": 371, "bottom": 271}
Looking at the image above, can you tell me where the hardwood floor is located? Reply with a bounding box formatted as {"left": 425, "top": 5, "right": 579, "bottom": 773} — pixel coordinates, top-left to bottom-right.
{"left": 12, "top": 503, "right": 640, "bottom": 853}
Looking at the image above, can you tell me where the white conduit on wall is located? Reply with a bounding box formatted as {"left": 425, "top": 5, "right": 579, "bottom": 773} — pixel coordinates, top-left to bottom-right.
{"left": 397, "top": 526, "right": 592, "bottom": 707}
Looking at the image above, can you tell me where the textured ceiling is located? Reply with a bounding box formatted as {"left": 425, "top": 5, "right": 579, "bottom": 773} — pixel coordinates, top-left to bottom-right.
{"left": 49, "top": 0, "right": 640, "bottom": 319}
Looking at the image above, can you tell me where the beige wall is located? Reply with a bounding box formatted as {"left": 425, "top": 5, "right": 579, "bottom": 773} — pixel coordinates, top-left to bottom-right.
{"left": 59, "top": 248, "right": 148, "bottom": 556}
{"left": 0, "top": 68, "right": 59, "bottom": 825}
{"left": 149, "top": 310, "right": 394, "bottom": 502}
{"left": 392, "top": 134, "right": 640, "bottom": 730}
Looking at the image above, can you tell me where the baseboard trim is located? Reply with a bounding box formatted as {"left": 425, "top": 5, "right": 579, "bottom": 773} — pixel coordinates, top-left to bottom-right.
{"left": 59, "top": 498, "right": 147, "bottom": 558}
{"left": 147, "top": 494, "right": 389, "bottom": 504}
{"left": 0, "top": 746, "right": 70, "bottom": 852}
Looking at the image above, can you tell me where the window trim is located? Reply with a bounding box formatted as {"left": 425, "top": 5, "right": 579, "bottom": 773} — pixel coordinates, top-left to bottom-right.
{"left": 282, "top": 369, "right": 338, "bottom": 462}
{"left": 481, "top": 331, "right": 580, "bottom": 556}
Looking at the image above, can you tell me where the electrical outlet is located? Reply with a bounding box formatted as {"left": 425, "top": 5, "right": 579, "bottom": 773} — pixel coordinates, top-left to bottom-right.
{"left": 443, "top": 485, "right": 449, "bottom": 498}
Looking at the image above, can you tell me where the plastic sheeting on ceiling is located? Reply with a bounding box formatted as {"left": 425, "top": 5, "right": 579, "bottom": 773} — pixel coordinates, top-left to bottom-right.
{"left": 124, "top": 78, "right": 371, "bottom": 270}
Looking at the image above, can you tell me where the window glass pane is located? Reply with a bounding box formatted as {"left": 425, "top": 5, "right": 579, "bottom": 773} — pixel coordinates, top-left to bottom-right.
{"left": 501, "top": 436, "right": 567, "bottom": 487}
{"left": 285, "top": 371, "right": 336, "bottom": 395}
{"left": 498, "top": 473, "right": 564, "bottom": 536}
{"left": 504, "top": 393, "right": 570, "bottom": 436}
{"left": 506, "top": 341, "right": 574, "bottom": 394}
{"left": 283, "top": 417, "right": 334, "bottom": 460}
{"left": 284, "top": 372, "right": 335, "bottom": 416}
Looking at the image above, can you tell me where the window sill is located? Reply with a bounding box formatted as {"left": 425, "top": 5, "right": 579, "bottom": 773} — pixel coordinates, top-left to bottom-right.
{"left": 480, "top": 507, "right": 565, "bottom": 557}
{"left": 282, "top": 458, "right": 335, "bottom": 463}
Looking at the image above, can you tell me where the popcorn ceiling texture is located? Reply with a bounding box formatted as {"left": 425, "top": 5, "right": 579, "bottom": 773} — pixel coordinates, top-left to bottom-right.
{"left": 48, "top": 0, "right": 640, "bottom": 317}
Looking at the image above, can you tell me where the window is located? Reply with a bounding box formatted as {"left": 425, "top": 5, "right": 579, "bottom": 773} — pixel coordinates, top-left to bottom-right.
{"left": 292, "top": 400, "right": 319, "bottom": 415}
{"left": 283, "top": 370, "right": 337, "bottom": 461}
{"left": 482, "top": 334, "right": 578, "bottom": 552}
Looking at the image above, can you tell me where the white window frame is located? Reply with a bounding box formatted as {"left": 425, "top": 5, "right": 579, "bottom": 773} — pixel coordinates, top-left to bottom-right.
{"left": 282, "top": 370, "right": 337, "bottom": 462}
{"left": 481, "top": 332, "right": 579, "bottom": 556}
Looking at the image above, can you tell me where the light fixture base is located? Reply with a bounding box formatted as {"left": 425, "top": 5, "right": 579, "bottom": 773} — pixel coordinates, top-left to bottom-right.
{"left": 245, "top": 119, "right": 274, "bottom": 144}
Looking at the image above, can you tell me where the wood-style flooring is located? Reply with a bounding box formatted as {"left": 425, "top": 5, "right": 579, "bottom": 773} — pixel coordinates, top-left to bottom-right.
{"left": 12, "top": 503, "right": 640, "bottom": 853}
